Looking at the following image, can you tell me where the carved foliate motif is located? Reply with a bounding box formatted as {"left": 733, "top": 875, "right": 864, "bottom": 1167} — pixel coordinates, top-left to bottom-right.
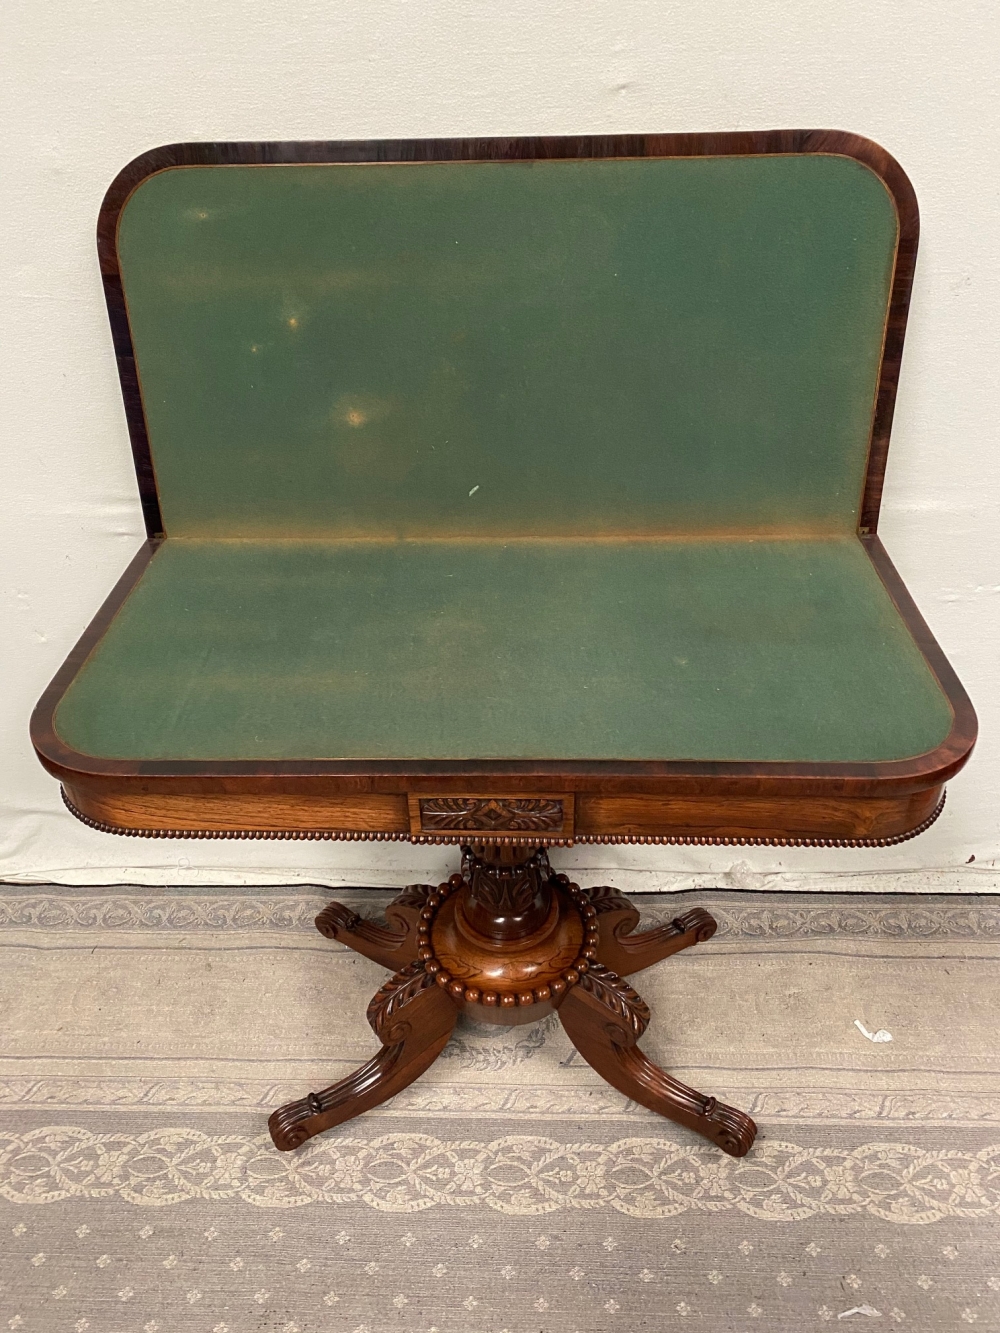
{"left": 420, "top": 797, "right": 564, "bottom": 833}
{"left": 575, "top": 963, "right": 651, "bottom": 1041}
{"left": 579, "top": 885, "right": 638, "bottom": 917}
{"left": 388, "top": 884, "right": 437, "bottom": 914}
{"left": 367, "top": 961, "right": 438, "bottom": 1041}
{"left": 461, "top": 846, "right": 552, "bottom": 919}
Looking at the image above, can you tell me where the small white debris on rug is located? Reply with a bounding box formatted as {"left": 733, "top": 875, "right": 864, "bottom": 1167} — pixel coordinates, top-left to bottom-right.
{"left": 854, "top": 1020, "right": 893, "bottom": 1043}
{"left": 838, "top": 1305, "right": 883, "bottom": 1319}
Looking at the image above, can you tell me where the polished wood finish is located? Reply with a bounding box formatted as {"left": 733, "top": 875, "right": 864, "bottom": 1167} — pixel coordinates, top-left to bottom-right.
{"left": 269, "top": 845, "right": 757, "bottom": 1157}
{"left": 408, "top": 794, "right": 575, "bottom": 839}
{"left": 574, "top": 890, "right": 720, "bottom": 977}
{"left": 49, "top": 756, "right": 953, "bottom": 846}
{"left": 559, "top": 964, "right": 756, "bottom": 1157}
{"left": 314, "top": 885, "right": 432, "bottom": 970}
{"left": 268, "top": 959, "right": 458, "bottom": 1151}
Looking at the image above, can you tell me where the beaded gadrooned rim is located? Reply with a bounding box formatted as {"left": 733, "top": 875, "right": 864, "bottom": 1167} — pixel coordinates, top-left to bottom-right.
{"left": 61, "top": 787, "right": 945, "bottom": 850}
{"left": 416, "top": 871, "right": 597, "bottom": 1008}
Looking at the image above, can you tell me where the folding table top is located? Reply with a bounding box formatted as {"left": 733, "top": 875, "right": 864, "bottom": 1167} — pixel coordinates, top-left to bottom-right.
{"left": 53, "top": 536, "right": 951, "bottom": 765}
{"left": 33, "top": 135, "right": 975, "bottom": 846}
{"left": 116, "top": 152, "right": 896, "bottom": 540}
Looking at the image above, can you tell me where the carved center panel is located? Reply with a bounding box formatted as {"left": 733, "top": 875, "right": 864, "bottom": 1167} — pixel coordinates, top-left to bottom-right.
{"left": 412, "top": 795, "right": 571, "bottom": 836}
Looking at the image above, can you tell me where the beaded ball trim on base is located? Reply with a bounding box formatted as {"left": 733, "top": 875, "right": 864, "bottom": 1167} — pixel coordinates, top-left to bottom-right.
{"left": 416, "top": 871, "right": 598, "bottom": 1009}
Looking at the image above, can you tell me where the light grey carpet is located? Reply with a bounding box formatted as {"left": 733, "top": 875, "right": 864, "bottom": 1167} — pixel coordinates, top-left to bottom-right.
{"left": 2, "top": 885, "right": 999, "bottom": 1331}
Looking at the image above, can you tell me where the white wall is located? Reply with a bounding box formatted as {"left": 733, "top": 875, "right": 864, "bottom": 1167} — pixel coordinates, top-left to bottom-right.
{"left": 2, "top": 0, "right": 998, "bottom": 892}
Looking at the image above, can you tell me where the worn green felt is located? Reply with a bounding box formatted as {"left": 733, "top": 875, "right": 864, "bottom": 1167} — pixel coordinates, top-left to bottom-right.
{"left": 118, "top": 155, "right": 897, "bottom": 538}
{"left": 54, "top": 539, "right": 951, "bottom": 763}
{"left": 81, "top": 158, "right": 928, "bottom": 766}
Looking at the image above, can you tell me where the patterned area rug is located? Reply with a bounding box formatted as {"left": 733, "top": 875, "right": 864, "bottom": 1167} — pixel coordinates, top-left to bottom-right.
{"left": 1, "top": 885, "right": 999, "bottom": 1331}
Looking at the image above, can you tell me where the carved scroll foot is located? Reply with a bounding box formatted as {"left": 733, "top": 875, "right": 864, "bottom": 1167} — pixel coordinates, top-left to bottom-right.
{"left": 578, "top": 886, "right": 718, "bottom": 977}
{"left": 314, "top": 884, "right": 436, "bottom": 970}
{"left": 558, "top": 962, "right": 756, "bottom": 1158}
{"left": 268, "top": 960, "right": 458, "bottom": 1151}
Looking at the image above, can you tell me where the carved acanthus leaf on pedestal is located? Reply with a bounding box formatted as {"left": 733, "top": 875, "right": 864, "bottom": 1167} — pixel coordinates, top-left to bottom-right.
{"left": 461, "top": 845, "right": 552, "bottom": 918}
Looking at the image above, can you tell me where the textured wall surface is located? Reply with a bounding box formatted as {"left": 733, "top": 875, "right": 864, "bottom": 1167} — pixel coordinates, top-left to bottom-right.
{"left": 2, "top": 0, "right": 998, "bottom": 889}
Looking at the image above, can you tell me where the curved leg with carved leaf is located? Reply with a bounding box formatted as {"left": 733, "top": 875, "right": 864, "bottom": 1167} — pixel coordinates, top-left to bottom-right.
{"left": 268, "top": 960, "right": 458, "bottom": 1150}
{"left": 577, "top": 885, "right": 719, "bottom": 977}
{"left": 557, "top": 962, "right": 757, "bottom": 1157}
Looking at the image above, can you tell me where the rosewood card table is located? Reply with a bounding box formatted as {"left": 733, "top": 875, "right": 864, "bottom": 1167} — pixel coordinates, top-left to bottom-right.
{"left": 32, "top": 131, "right": 976, "bottom": 1158}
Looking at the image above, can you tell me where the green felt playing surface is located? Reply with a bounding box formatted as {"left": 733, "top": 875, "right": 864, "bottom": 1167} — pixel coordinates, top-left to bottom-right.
{"left": 53, "top": 538, "right": 952, "bottom": 763}
{"left": 59, "top": 151, "right": 941, "bottom": 768}
{"left": 117, "top": 154, "right": 897, "bottom": 540}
